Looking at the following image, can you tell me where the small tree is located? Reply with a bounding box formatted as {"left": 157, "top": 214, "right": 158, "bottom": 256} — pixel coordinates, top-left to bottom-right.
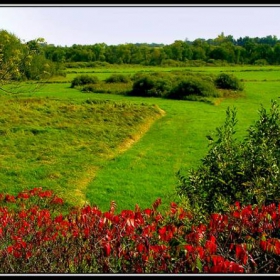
{"left": 0, "top": 30, "right": 57, "bottom": 93}
{"left": 0, "top": 29, "right": 25, "bottom": 88}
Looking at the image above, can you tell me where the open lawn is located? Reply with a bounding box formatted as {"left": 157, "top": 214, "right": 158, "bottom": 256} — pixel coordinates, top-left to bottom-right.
{"left": 1, "top": 64, "right": 280, "bottom": 212}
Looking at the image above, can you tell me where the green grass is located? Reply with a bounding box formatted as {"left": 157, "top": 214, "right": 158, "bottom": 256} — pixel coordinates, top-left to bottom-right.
{"left": 1, "top": 64, "right": 280, "bottom": 213}
{"left": 0, "top": 93, "right": 162, "bottom": 210}
{"left": 86, "top": 98, "right": 219, "bottom": 212}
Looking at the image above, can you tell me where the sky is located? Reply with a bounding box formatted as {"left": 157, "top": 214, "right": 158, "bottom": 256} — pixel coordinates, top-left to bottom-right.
{"left": 0, "top": 4, "right": 280, "bottom": 46}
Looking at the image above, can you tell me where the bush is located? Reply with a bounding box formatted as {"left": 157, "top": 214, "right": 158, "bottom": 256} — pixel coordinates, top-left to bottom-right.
{"left": 129, "top": 74, "right": 173, "bottom": 98}
{"left": 176, "top": 100, "right": 280, "bottom": 214}
{"left": 64, "top": 61, "right": 111, "bottom": 68}
{"left": 129, "top": 73, "right": 223, "bottom": 102}
{"left": 1, "top": 188, "right": 280, "bottom": 273}
{"left": 82, "top": 84, "right": 99, "bottom": 93}
{"left": 70, "top": 74, "right": 99, "bottom": 88}
{"left": 254, "top": 59, "right": 269, "bottom": 66}
{"left": 101, "top": 71, "right": 245, "bottom": 102}
{"left": 160, "top": 59, "right": 186, "bottom": 67}
{"left": 82, "top": 82, "right": 132, "bottom": 95}
{"left": 168, "top": 76, "right": 220, "bottom": 99}
{"left": 105, "top": 74, "right": 131, "bottom": 83}
{"left": 214, "top": 73, "right": 244, "bottom": 91}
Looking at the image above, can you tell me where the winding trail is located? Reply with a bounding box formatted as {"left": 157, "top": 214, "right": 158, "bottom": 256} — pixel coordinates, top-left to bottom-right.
{"left": 84, "top": 97, "right": 221, "bottom": 212}
{"left": 73, "top": 105, "right": 166, "bottom": 206}
{"left": 73, "top": 82, "right": 274, "bottom": 211}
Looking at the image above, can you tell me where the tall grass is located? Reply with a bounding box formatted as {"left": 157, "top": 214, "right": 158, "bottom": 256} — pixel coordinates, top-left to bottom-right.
{"left": 0, "top": 94, "right": 162, "bottom": 209}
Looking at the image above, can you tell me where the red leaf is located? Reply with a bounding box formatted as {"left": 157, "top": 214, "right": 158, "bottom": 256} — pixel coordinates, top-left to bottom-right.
{"left": 54, "top": 214, "right": 63, "bottom": 223}
{"left": 143, "top": 209, "right": 152, "bottom": 217}
{"left": 152, "top": 198, "right": 161, "bottom": 210}
{"left": 103, "top": 243, "right": 111, "bottom": 257}
{"left": 137, "top": 243, "right": 145, "bottom": 253}
{"left": 260, "top": 240, "right": 267, "bottom": 251}
{"left": 275, "top": 240, "right": 280, "bottom": 255}
{"left": 17, "top": 192, "right": 30, "bottom": 199}
{"left": 235, "top": 244, "right": 243, "bottom": 259}
{"left": 5, "top": 195, "right": 16, "bottom": 203}
{"left": 211, "top": 255, "right": 224, "bottom": 266}
{"left": 185, "top": 244, "right": 194, "bottom": 253}
{"left": 235, "top": 244, "right": 248, "bottom": 265}
{"left": 234, "top": 201, "right": 240, "bottom": 209}
{"left": 211, "top": 213, "right": 220, "bottom": 222}
{"left": 7, "top": 246, "right": 13, "bottom": 254}
{"left": 158, "top": 226, "right": 166, "bottom": 236}
{"left": 233, "top": 210, "right": 240, "bottom": 218}
{"left": 51, "top": 196, "right": 64, "bottom": 205}
{"left": 26, "top": 251, "right": 32, "bottom": 259}
{"left": 84, "top": 228, "right": 90, "bottom": 238}
{"left": 113, "top": 215, "right": 119, "bottom": 223}
{"left": 242, "top": 254, "right": 248, "bottom": 265}
{"left": 205, "top": 236, "right": 217, "bottom": 254}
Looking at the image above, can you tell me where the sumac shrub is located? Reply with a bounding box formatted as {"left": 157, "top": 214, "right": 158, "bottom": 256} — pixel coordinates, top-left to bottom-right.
{"left": 1, "top": 188, "right": 280, "bottom": 273}
{"left": 176, "top": 100, "right": 280, "bottom": 214}
{"left": 214, "top": 73, "right": 244, "bottom": 91}
{"left": 70, "top": 74, "right": 99, "bottom": 88}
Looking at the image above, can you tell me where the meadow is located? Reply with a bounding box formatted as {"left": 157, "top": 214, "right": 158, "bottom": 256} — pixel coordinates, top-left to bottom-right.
{"left": 2, "top": 64, "right": 280, "bottom": 213}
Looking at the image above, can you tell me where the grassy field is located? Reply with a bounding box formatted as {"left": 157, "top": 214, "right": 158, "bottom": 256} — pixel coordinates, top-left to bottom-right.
{"left": 1, "top": 64, "right": 280, "bottom": 213}
{"left": 0, "top": 92, "right": 162, "bottom": 211}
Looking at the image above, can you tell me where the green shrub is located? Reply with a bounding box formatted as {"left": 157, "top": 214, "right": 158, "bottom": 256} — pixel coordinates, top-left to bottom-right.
{"left": 176, "top": 100, "right": 280, "bottom": 214}
{"left": 254, "top": 59, "right": 269, "bottom": 66}
{"left": 82, "top": 82, "right": 132, "bottom": 95}
{"left": 129, "top": 73, "right": 222, "bottom": 101}
{"left": 168, "top": 76, "right": 220, "bottom": 99}
{"left": 129, "top": 74, "right": 173, "bottom": 98}
{"left": 64, "top": 61, "right": 111, "bottom": 68}
{"left": 105, "top": 74, "right": 131, "bottom": 83}
{"left": 81, "top": 84, "right": 98, "bottom": 93}
{"left": 214, "top": 73, "right": 244, "bottom": 91}
{"left": 70, "top": 74, "right": 99, "bottom": 88}
{"left": 160, "top": 59, "right": 186, "bottom": 67}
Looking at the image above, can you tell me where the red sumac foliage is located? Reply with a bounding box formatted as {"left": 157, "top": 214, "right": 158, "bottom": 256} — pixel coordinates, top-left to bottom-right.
{"left": 0, "top": 189, "right": 280, "bottom": 273}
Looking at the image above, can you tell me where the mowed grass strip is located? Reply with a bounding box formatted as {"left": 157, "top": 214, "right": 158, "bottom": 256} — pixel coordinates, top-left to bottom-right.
{"left": 0, "top": 94, "right": 163, "bottom": 209}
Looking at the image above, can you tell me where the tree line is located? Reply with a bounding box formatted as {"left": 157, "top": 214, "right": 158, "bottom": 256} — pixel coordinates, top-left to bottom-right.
{"left": 43, "top": 33, "right": 280, "bottom": 66}
{"left": 2, "top": 29, "right": 280, "bottom": 88}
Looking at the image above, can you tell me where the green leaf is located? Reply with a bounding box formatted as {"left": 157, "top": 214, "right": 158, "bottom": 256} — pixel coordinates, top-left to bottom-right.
{"left": 196, "top": 258, "right": 203, "bottom": 272}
